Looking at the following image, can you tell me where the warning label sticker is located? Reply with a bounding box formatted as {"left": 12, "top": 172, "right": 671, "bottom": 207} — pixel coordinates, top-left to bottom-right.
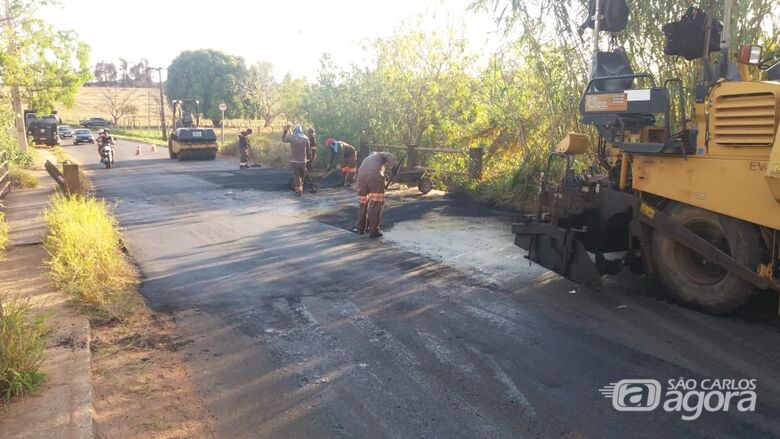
{"left": 584, "top": 93, "right": 628, "bottom": 112}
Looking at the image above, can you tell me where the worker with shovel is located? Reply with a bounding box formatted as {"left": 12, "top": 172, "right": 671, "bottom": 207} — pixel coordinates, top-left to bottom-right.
{"left": 282, "top": 124, "right": 310, "bottom": 197}
{"left": 238, "top": 128, "right": 253, "bottom": 169}
{"left": 356, "top": 151, "right": 398, "bottom": 238}
{"left": 326, "top": 138, "right": 358, "bottom": 187}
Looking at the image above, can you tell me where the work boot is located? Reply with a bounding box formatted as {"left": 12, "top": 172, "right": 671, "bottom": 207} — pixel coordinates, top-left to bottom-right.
{"left": 369, "top": 230, "right": 383, "bottom": 239}
{"left": 296, "top": 192, "right": 303, "bottom": 197}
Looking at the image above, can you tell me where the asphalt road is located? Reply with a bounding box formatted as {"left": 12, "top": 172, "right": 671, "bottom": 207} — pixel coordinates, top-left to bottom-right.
{"left": 66, "top": 139, "right": 780, "bottom": 438}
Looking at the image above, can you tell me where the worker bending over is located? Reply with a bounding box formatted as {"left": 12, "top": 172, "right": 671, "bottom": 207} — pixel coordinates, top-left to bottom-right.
{"left": 282, "top": 124, "right": 310, "bottom": 197}
{"left": 356, "top": 152, "right": 398, "bottom": 238}
{"left": 327, "top": 138, "right": 357, "bottom": 187}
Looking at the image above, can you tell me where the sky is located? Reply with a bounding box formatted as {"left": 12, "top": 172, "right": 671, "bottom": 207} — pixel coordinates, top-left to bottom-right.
{"left": 39, "top": 0, "right": 503, "bottom": 81}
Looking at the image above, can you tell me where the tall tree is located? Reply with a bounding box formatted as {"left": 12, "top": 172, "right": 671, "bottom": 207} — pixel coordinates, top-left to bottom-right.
{"left": 242, "top": 61, "right": 278, "bottom": 127}
{"left": 165, "top": 49, "right": 248, "bottom": 122}
{"left": 0, "top": 0, "right": 91, "bottom": 151}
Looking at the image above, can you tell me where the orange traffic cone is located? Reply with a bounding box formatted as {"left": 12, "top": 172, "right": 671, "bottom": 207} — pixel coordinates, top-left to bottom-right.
{"left": 150, "top": 143, "right": 157, "bottom": 152}
{"left": 135, "top": 145, "right": 142, "bottom": 156}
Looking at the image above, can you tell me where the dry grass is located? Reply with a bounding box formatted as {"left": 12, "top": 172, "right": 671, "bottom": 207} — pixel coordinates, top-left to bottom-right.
{"left": 9, "top": 168, "right": 38, "bottom": 189}
{"left": 55, "top": 87, "right": 162, "bottom": 127}
{"left": 43, "top": 194, "right": 138, "bottom": 320}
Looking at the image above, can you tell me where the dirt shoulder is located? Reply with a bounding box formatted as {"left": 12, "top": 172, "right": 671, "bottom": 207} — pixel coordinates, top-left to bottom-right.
{"left": 90, "top": 300, "right": 215, "bottom": 439}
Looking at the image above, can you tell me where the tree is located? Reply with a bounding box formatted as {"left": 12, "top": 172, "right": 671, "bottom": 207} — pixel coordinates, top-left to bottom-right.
{"left": 165, "top": 49, "right": 248, "bottom": 122}
{"left": 242, "top": 61, "right": 279, "bottom": 127}
{"left": 0, "top": 0, "right": 91, "bottom": 112}
{"left": 103, "top": 87, "right": 138, "bottom": 125}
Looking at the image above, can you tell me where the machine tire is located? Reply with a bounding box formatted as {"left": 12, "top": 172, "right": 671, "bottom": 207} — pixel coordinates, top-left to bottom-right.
{"left": 206, "top": 150, "right": 217, "bottom": 160}
{"left": 168, "top": 141, "right": 177, "bottom": 159}
{"left": 417, "top": 177, "right": 433, "bottom": 194}
{"left": 650, "top": 202, "right": 763, "bottom": 314}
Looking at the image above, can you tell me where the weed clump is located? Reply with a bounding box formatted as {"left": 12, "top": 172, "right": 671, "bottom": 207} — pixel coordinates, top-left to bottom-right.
{"left": 44, "top": 195, "right": 136, "bottom": 319}
{"left": 10, "top": 168, "right": 38, "bottom": 189}
{"left": 0, "top": 212, "right": 8, "bottom": 258}
{"left": 0, "top": 293, "right": 48, "bottom": 404}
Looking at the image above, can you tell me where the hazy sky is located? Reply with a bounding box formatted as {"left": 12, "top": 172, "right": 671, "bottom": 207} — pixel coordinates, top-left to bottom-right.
{"left": 39, "top": 0, "right": 502, "bottom": 81}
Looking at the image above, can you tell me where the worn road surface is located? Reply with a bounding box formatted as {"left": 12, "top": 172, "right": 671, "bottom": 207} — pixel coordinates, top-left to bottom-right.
{"left": 67, "top": 139, "right": 780, "bottom": 438}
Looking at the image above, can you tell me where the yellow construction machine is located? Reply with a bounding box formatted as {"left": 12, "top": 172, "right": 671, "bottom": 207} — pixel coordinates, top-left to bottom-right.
{"left": 513, "top": 1, "right": 780, "bottom": 314}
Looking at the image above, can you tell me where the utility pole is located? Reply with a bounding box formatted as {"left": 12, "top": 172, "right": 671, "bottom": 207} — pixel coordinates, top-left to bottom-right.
{"left": 150, "top": 67, "right": 167, "bottom": 141}
{"left": 3, "top": 0, "right": 28, "bottom": 153}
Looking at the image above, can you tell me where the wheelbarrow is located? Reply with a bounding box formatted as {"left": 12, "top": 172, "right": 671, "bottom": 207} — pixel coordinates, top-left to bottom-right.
{"left": 386, "top": 166, "right": 434, "bottom": 194}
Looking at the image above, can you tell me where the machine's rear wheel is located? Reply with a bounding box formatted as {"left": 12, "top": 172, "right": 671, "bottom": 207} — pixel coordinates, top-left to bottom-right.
{"left": 417, "top": 177, "right": 433, "bottom": 194}
{"left": 168, "top": 141, "right": 177, "bottom": 159}
{"left": 650, "top": 203, "right": 763, "bottom": 314}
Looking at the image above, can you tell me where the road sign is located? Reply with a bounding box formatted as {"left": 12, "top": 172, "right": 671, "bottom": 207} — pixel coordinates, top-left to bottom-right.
{"left": 219, "top": 103, "right": 227, "bottom": 112}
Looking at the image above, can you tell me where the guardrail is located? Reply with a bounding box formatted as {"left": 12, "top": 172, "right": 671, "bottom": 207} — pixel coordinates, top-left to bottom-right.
{"left": 358, "top": 142, "right": 483, "bottom": 180}
{"left": 0, "top": 150, "right": 10, "bottom": 199}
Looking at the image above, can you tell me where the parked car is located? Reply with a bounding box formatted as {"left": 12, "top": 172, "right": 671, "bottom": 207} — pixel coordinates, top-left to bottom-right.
{"left": 79, "top": 117, "right": 112, "bottom": 128}
{"left": 58, "top": 125, "right": 74, "bottom": 138}
{"left": 72, "top": 128, "right": 95, "bottom": 145}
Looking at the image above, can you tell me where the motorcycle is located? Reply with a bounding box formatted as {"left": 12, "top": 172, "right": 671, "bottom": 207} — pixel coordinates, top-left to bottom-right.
{"left": 99, "top": 140, "right": 115, "bottom": 169}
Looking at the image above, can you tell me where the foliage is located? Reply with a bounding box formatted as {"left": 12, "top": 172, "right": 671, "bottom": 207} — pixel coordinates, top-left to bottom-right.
{"left": 0, "top": 0, "right": 92, "bottom": 113}
{"left": 242, "top": 62, "right": 279, "bottom": 127}
{"left": 92, "top": 58, "right": 154, "bottom": 88}
{"left": 44, "top": 195, "right": 136, "bottom": 319}
{"left": 0, "top": 211, "right": 8, "bottom": 258}
{"left": 165, "top": 49, "right": 248, "bottom": 122}
{"left": 0, "top": 293, "right": 48, "bottom": 404}
{"left": 10, "top": 168, "right": 38, "bottom": 189}
{"left": 0, "top": 106, "right": 34, "bottom": 168}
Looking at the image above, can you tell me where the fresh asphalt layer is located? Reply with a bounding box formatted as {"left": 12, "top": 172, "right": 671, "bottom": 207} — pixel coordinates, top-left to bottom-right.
{"left": 66, "top": 139, "right": 780, "bottom": 438}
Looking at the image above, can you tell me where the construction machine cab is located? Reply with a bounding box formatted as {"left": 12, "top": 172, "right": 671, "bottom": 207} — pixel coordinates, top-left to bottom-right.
{"left": 579, "top": 51, "right": 694, "bottom": 156}
{"left": 172, "top": 99, "right": 201, "bottom": 129}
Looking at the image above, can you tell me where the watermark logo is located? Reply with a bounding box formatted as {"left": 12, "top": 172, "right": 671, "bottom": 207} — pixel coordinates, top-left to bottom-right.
{"left": 599, "top": 379, "right": 662, "bottom": 412}
{"left": 600, "top": 378, "right": 757, "bottom": 420}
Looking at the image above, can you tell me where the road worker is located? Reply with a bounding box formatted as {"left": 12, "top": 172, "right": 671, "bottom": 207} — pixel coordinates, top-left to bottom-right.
{"left": 282, "top": 124, "right": 309, "bottom": 197}
{"left": 238, "top": 128, "right": 253, "bottom": 169}
{"left": 356, "top": 151, "right": 399, "bottom": 238}
{"left": 326, "top": 138, "right": 357, "bottom": 187}
{"left": 306, "top": 128, "right": 317, "bottom": 172}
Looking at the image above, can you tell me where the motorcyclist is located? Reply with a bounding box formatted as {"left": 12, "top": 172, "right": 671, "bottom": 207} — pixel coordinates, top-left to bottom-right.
{"left": 97, "top": 128, "right": 115, "bottom": 163}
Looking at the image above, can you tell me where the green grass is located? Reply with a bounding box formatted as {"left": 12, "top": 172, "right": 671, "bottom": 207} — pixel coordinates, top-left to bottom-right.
{"left": 0, "top": 293, "right": 48, "bottom": 404}
{"left": 0, "top": 212, "right": 8, "bottom": 258}
{"left": 10, "top": 168, "right": 38, "bottom": 189}
{"left": 111, "top": 128, "right": 166, "bottom": 145}
{"left": 44, "top": 195, "right": 137, "bottom": 320}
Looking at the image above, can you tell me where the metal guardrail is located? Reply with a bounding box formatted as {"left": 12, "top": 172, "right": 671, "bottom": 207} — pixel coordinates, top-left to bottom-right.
{"left": 0, "top": 150, "right": 10, "bottom": 199}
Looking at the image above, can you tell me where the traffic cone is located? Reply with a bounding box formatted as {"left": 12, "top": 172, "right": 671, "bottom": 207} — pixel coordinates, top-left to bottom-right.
{"left": 150, "top": 143, "right": 157, "bottom": 152}
{"left": 135, "top": 145, "right": 142, "bottom": 156}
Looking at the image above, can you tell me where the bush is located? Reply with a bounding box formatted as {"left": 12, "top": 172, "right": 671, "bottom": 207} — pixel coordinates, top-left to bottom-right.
{"left": 10, "top": 168, "right": 38, "bottom": 189}
{"left": 0, "top": 293, "right": 48, "bottom": 404}
{"left": 0, "top": 212, "right": 8, "bottom": 258}
{"left": 44, "top": 195, "right": 135, "bottom": 318}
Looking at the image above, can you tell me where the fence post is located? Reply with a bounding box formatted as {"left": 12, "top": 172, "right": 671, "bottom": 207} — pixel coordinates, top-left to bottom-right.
{"left": 63, "top": 163, "right": 81, "bottom": 195}
{"left": 468, "top": 147, "right": 484, "bottom": 180}
{"left": 358, "top": 141, "right": 370, "bottom": 167}
{"left": 407, "top": 144, "right": 418, "bottom": 168}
